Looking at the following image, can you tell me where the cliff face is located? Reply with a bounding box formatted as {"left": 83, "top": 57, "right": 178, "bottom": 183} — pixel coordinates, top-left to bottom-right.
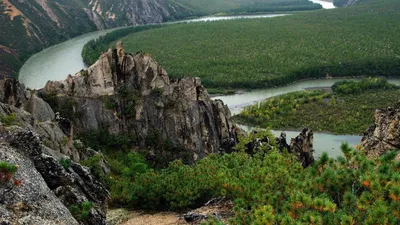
{"left": 361, "top": 102, "right": 400, "bottom": 159}
{"left": 0, "top": 0, "right": 197, "bottom": 78}
{"left": 41, "top": 43, "right": 239, "bottom": 162}
{"left": 0, "top": 81, "right": 109, "bottom": 224}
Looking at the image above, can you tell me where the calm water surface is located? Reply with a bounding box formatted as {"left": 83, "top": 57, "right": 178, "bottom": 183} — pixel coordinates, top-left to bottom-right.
{"left": 20, "top": 1, "right": 370, "bottom": 157}
{"left": 213, "top": 78, "right": 400, "bottom": 157}
{"left": 19, "top": 14, "right": 289, "bottom": 90}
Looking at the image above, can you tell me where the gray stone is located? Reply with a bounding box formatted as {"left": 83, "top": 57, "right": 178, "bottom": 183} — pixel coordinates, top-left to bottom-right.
{"left": 361, "top": 102, "right": 400, "bottom": 159}
{"left": 23, "top": 93, "right": 55, "bottom": 122}
{"left": 0, "top": 145, "right": 79, "bottom": 225}
{"left": 41, "top": 44, "right": 238, "bottom": 162}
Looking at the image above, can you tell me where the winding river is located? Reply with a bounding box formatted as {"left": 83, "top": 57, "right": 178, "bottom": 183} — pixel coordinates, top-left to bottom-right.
{"left": 18, "top": 14, "right": 287, "bottom": 90}
{"left": 211, "top": 78, "right": 400, "bottom": 158}
{"left": 18, "top": 2, "right": 388, "bottom": 158}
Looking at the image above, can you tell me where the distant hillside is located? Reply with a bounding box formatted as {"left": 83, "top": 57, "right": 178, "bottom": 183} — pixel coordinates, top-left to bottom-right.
{"left": 0, "top": 0, "right": 197, "bottom": 79}
{"left": 83, "top": 0, "right": 400, "bottom": 90}
{"left": 0, "top": 0, "right": 322, "bottom": 79}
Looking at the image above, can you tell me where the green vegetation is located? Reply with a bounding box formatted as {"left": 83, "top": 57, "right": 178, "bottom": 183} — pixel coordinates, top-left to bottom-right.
{"left": 0, "top": 161, "right": 21, "bottom": 189}
{"left": 234, "top": 78, "right": 400, "bottom": 134}
{"left": 169, "top": 0, "right": 321, "bottom": 15}
{"left": 0, "top": 112, "right": 18, "bottom": 126}
{"left": 332, "top": 77, "right": 398, "bottom": 94}
{"left": 84, "top": 129, "right": 400, "bottom": 224}
{"left": 0, "top": 161, "right": 18, "bottom": 177}
{"left": 59, "top": 159, "right": 71, "bottom": 170}
{"left": 70, "top": 201, "right": 94, "bottom": 221}
{"left": 79, "top": 129, "right": 137, "bottom": 152}
{"left": 82, "top": 0, "right": 400, "bottom": 90}
{"left": 38, "top": 93, "right": 78, "bottom": 120}
{"left": 228, "top": 0, "right": 322, "bottom": 14}
{"left": 82, "top": 25, "right": 167, "bottom": 65}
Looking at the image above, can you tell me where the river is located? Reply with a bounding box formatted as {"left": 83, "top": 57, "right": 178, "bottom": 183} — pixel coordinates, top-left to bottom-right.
{"left": 19, "top": 1, "right": 335, "bottom": 89}
{"left": 18, "top": 14, "right": 288, "bottom": 90}
{"left": 19, "top": 2, "right": 377, "bottom": 158}
{"left": 211, "top": 78, "right": 400, "bottom": 158}
{"left": 309, "top": 0, "right": 335, "bottom": 9}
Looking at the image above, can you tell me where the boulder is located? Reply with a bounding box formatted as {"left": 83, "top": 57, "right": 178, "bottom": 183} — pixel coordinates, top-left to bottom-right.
{"left": 361, "top": 102, "right": 400, "bottom": 159}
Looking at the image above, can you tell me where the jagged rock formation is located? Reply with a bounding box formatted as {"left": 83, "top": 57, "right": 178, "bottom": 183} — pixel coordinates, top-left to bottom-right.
{"left": 290, "top": 128, "right": 314, "bottom": 167}
{"left": 41, "top": 43, "right": 239, "bottom": 162}
{"left": 0, "top": 82, "right": 109, "bottom": 224}
{"left": 361, "top": 102, "right": 400, "bottom": 159}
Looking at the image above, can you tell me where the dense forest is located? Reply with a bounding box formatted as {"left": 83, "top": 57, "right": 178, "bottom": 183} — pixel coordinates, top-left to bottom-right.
{"left": 234, "top": 78, "right": 400, "bottom": 134}
{"left": 82, "top": 0, "right": 400, "bottom": 91}
{"left": 0, "top": 0, "right": 322, "bottom": 79}
{"left": 80, "top": 129, "right": 400, "bottom": 224}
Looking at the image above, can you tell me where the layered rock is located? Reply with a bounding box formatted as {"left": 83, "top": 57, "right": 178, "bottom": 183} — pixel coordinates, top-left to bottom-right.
{"left": 290, "top": 128, "right": 314, "bottom": 167}
{"left": 0, "top": 82, "right": 109, "bottom": 224}
{"left": 0, "top": 118, "right": 109, "bottom": 224}
{"left": 41, "top": 43, "right": 239, "bottom": 162}
{"left": 361, "top": 102, "right": 400, "bottom": 159}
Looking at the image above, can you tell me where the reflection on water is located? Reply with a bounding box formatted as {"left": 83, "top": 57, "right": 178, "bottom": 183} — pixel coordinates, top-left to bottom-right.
{"left": 309, "top": 0, "right": 336, "bottom": 9}
{"left": 187, "top": 14, "right": 288, "bottom": 22}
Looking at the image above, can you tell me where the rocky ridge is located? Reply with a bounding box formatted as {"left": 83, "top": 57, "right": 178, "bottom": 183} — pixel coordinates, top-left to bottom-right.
{"left": 41, "top": 42, "right": 240, "bottom": 163}
{"left": 0, "top": 80, "right": 109, "bottom": 224}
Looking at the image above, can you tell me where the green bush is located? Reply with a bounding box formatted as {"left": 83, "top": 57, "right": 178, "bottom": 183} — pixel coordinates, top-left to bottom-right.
{"left": 332, "top": 77, "right": 398, "bottom": 94}
{"left": 70, "top": 201, "right": 94, "bottom": 221}
{"left": 107, "top": 139, "right": 400, "bottom": 224}
{"left": 0, "top": 161, "right": 18, "bottom": 176}
{"left": 0, "top": 161, "right": 21, "bottom": 190}
{"left": 234, "top": 88, "right": 400, "bottom": 134}
{"left": 59, "top": 159, "right": 71, "bottom": 170}
{"left": 82, "top": 0, "right": 400, "bottom": 90}
{"left": 79, "top": 129, "right": 136, "bottom": 152}
{"left": 0, "top": 113, "right": 18, "bottom": 126}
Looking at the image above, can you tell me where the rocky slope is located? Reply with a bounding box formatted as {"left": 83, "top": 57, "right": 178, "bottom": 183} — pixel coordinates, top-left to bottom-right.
{"left": 0, "top": 42, "right": 240, "bottom": 223}
{"left": 40, "top": 42, "right": 240, "bottom": 163}
{"left": 0, "top": 0, "right": 198, "bottom": 79}
{"left": 0, "top": 80, "right": 109, "bottom": 224}
{"left": 361, "top": 102, "right": 400, "bottom": 159}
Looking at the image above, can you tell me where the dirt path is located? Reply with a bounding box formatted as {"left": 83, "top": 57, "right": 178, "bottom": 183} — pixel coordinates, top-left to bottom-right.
{"left": 121, "top": 211, "right": 186, "bottom": 225}
{"left": 107, "top": 209, "right": 186, "bottom": 225}
{"left": 107, "top": 199, "right": 233, "bottom": 225}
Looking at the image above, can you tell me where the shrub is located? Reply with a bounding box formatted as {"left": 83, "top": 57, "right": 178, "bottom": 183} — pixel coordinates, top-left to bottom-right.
{"left": 70, "top": 201, "right": 94, "bottom": 221}
{"left": 0, "top": 113, "right": 18, "bottom": 126}
{"left": 0, "top": 161, "right": 21, "bottom": 198}
{"left": 105, "top": 139, "right": 400, "bottom": 224}
{"left": 332, "top": 77, "right": 398, "bottom": 94}
{"left": 80, "top": 129, "right": 136, "bottom": 152}
{"left": 59, "top": 159, "right": 71, "bottom": 170}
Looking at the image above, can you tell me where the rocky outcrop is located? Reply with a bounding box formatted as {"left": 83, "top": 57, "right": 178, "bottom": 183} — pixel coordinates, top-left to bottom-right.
{"left": 41, "top": 43, "right": 238, "bottom": 162}
{"left": 0, "top": 79, "right": 29, "bottom": 108}
{"left": 0, "top": 79, "right": 55, "bottom": 123}
{"left": 0, "top": 144, "right": 79, "bottom": 225}
{"left": 0, "top": 81, "right": 109, "bottom": 224}
{"left": 0, "top": 124, "right": 109, "bottom": 224}
{"left": 361, "top": 103, "right": 400, "bottom": 159}
{"left": 290, "top": 128, "right": 314, "bottom": 167}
